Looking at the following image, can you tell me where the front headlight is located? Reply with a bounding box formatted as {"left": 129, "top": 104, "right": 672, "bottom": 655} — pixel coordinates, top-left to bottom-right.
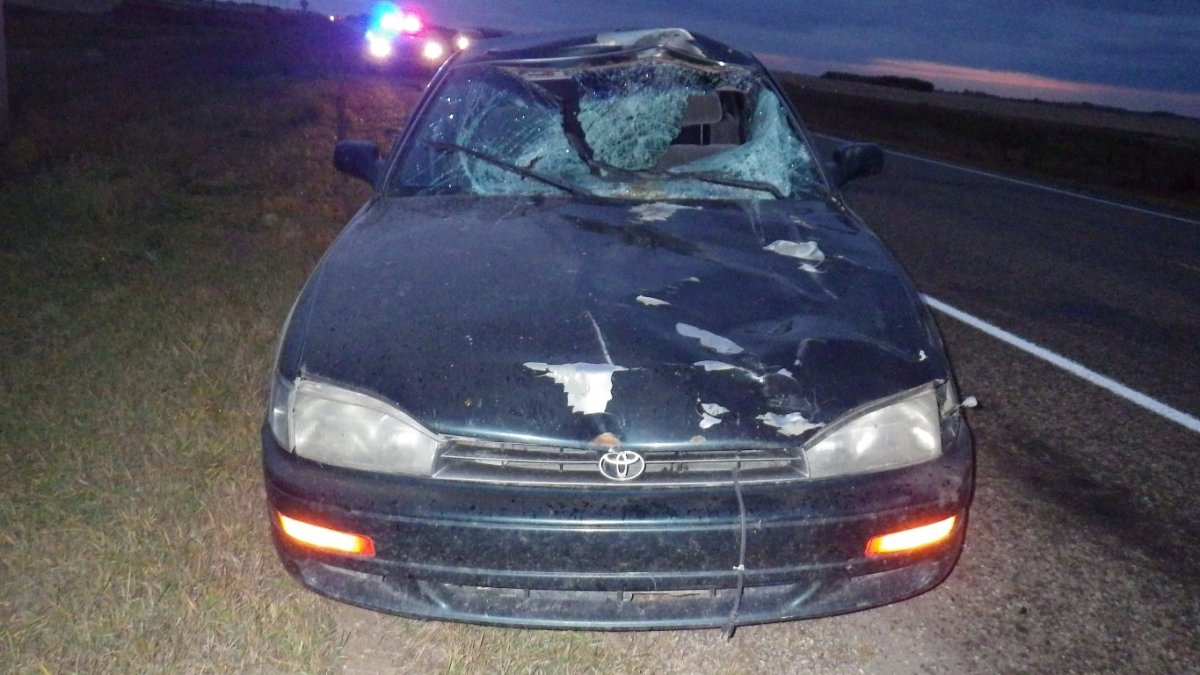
{"left": 366, "top": 34, "right": 394, "bottom": 61}
{"left": 803, "top": 384, "right": 941, "bottom": 479}
{"left": 274, "top": 377, "right": 441, "bottom": 475}
{"left": 420, "top": 39, "right": 446, "bottom": 62}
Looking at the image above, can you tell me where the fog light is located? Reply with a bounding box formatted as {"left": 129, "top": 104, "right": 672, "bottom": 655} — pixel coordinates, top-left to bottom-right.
{"left": 277, "top": 513, "right": 375, "bottom": 556}
{"left": 866, "top": 516, "right": 956, "bottom": 556}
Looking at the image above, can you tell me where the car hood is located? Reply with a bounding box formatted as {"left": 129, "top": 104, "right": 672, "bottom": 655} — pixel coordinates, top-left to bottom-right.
{"left": 280, "top": 195, "right": 948, "bottom": 448}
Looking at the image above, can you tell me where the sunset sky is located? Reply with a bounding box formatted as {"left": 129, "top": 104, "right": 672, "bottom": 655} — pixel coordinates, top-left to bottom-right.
{"left": 310, "top": 0, "right": 1200, "bottom": 117}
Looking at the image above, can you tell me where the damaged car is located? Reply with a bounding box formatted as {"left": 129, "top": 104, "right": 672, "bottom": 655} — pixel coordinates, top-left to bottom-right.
{"left": 263, "top": 28, "right": 974, "bottom": 631}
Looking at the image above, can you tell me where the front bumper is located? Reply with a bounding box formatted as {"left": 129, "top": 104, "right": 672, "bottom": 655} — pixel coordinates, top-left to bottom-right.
{"left": 262, "top": 417, "right": 973, "bottom": 629}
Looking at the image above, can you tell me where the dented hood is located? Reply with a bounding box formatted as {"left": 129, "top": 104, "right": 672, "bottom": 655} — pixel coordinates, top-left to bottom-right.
{"left": 280, "top": 195, "right": 948, "bottom": 447}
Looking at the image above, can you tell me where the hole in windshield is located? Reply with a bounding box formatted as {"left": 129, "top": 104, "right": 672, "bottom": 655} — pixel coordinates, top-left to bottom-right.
{"left": 392, "top": 56, "right": 822, "bottom": 200}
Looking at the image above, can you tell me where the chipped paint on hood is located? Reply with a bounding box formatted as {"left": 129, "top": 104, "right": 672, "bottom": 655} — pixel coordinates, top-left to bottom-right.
{"left": 758, "top": 412, "right": 823, "bottom": 436}
{"left": 636, "top": 295, "right": 671, "bottom": 307}
{"left": 676, "top": 322, "right": 744, "bottom": 355}
{"left": 698, "top": 401, "right": 730, "bottom": 429}
{"left": 631, "top": 202, "right": 700, "bottom": 223}
{"left": 692, "top": 361, "right": 765, "bottom": 382}
{"left": 524, "top": 362, "right": 629, "bottom": 415}
{"left": 764, "top": 239, "right": 825, "bottom": 272}
{"left": 694, "top": 360, "right": 740, "bottom": 372}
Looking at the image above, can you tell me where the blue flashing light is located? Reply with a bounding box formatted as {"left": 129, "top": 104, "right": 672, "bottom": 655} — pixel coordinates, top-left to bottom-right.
{"left": 368, "top": 3, "right": 422, "bottom": 39}
{"left": 368, "top": 3, "right": 402, "bottom": 39}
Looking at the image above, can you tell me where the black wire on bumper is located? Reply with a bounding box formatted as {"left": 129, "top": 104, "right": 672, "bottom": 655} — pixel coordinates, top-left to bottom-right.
{"left": 722, "top": 466, "right": 748, "bottom": 639}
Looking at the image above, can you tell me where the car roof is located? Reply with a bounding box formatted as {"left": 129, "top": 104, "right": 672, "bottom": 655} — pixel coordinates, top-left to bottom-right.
{"left": 454, "top": 28, "right": 761, "bottom": 69}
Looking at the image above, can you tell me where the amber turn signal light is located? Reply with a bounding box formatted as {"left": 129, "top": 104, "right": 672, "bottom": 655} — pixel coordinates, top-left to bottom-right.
{"left": 866, "top": 515, "right": 957, "bottom": 556}
{"left": 277, "top": 513, "right": 375, "bottom": 557}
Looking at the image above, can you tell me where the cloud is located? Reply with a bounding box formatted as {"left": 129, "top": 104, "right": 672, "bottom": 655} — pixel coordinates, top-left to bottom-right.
{"left": 855, "top": 58, "right": 1200, "bottom": 115}
{"left": 862, "top": 59, "right": 1095, "bottom": 95}
{"left": 757, "top": 52, "right": 1200, "bottom": 116}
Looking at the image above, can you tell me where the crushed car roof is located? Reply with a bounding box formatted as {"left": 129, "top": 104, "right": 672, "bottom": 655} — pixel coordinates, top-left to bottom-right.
{"left": 456, "top": 28, "right": 761, "bottom": 67}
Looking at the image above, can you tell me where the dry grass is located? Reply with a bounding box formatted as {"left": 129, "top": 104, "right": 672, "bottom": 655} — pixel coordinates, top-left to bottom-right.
{"left": 0, "top": 8, "right": 418, "bottom": 671}
{"left": 332, "top": 603, "right": 907, "bottom": 674}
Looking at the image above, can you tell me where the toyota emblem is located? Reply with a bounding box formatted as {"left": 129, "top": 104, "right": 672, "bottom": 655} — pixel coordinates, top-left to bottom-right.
{"left": 598, "top": 449, "right": 645, "bottom": 481}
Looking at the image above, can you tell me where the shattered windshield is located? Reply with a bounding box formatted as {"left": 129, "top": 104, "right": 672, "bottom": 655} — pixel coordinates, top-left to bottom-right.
{"left": 391, "top": 56, "right": 822, "bottom": 200}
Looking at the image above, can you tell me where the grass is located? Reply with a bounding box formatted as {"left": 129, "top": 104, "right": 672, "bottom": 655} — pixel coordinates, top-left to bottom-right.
{"left": 0, "top": 8, "right": 416, "bottom": 671}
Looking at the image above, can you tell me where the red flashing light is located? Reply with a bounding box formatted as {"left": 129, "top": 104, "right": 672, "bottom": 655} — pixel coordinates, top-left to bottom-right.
{"left": 399, "top": 12, "right": 422, "bottom": 34}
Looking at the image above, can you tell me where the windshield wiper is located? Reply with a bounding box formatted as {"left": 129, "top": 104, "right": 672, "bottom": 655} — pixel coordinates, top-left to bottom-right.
{"left": 657, "top": 170, "right": 785, "bottom": 199}
{"left": 582, "top": 156, "right": 786, "bottom": 199}
{"left": 425, "top": 141, "right": 588, "bottom": 196}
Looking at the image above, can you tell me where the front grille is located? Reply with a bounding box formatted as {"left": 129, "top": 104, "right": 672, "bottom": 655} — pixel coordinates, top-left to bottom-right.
{"left": 433, "top": 437, "right": 808, "bottom": 487}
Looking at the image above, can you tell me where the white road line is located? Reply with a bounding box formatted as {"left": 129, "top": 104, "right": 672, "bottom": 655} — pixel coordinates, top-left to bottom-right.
{"left": 922, "top": 294, "right": 1200, "bottom": 434}
{"left": 812, "top": 132, "right": 1200, "bottom": 226}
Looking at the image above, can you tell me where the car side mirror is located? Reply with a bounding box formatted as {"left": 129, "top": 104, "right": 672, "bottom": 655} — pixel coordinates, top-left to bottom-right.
{"left": 830, "top": 143, "right": 885, "bottom": 188}
{"left": 334, "top": 140, "right": 384, "bottom": 186}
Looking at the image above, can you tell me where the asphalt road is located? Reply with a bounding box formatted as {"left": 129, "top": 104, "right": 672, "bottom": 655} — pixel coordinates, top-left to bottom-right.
{"left": 337, "top": 134, "right": 1200, "bottom": 674}
{"left": 816, "top": 138, "right": 1200, "bottom": 672}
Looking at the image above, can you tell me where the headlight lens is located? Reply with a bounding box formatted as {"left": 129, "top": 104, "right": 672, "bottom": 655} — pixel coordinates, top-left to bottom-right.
{"left": 278, "top": 378, "right": 441, "bottom": 475}
{"left": 804, "top": 384, "right": 941, "bottom": 479}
